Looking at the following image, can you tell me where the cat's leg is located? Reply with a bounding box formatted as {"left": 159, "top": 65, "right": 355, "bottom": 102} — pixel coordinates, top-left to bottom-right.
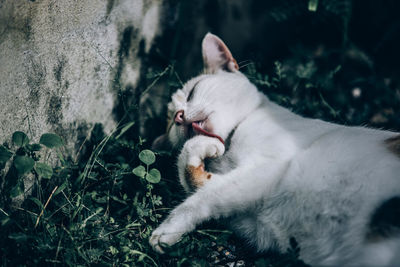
{"left": 177, "top": 135, "right": 225, "bottom": 191}
{"left": 149, "top": 162, "right": 285, "bottom": 253}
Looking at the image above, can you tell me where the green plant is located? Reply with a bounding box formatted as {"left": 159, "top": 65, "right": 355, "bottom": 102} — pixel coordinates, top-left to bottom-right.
{"left": 0, "top": 131, "right": 62, "bottom": 205}
{"left": 0, "top": 126, "right": 165, "bottom": 266}
{"left": 0, "top": 123, "right": 243, "bottom": 266}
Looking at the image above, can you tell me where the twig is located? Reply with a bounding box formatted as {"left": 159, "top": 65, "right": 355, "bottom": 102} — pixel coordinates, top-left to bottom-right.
{"left": 196, "top": 230, "right": 218, "bottom": 240}
{"left": 140, "top": 65, "right": 171, "bottom": 97}
{"left": 0, "top": 207, "right": 9, "bottom": 217}
{"left": 47, "top": 203, "right": 69, "bottom": 220}
{"left": 319, "top": 93, "right": 339, "bottom": 118}
{"left": 61, "top": 190, "right": 74, "bottom": 208}
{"left": 35, "top": 186, "right": 58, "bottom": 228}
{"left": 172, "top": 66, "right": 184, "bottom": 87}
{"left": 54, "top": 234, "right": 62, "bottom": 263}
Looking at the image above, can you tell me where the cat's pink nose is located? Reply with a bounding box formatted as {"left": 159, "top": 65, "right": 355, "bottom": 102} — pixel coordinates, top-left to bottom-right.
{"left": 174, "top": 110, "right": 185, "bottom": 125}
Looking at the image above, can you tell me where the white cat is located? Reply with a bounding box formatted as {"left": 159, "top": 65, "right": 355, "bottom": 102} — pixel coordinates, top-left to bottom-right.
{"left": 149, "top": 33, "right": 400, "bottom": 266}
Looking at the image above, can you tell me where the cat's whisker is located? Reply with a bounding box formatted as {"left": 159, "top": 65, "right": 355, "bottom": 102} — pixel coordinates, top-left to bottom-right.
{"left": 238, "top": 60, "right": 253, "bottom": 69}
{"left": 238, "top": 62, "right": 254, "bottom": 70}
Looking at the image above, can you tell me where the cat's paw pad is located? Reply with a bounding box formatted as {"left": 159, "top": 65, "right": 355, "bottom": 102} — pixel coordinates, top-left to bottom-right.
{"left": 149, "top": 228, "right": 183, "bottom": 254}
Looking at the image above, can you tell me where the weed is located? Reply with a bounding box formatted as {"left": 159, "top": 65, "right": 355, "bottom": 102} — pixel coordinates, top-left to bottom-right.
{"left": 0, "top": 125, "right": 165, "bottom": 265}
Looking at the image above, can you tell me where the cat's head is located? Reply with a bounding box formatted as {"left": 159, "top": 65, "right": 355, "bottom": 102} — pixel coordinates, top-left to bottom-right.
{"left": 153, "top": 33, "right": 262, "bottom": 150}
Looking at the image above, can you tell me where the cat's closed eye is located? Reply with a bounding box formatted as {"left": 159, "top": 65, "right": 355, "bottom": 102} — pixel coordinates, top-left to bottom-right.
{"left": 186, "top": 80, "right": 201, "bottom": 102}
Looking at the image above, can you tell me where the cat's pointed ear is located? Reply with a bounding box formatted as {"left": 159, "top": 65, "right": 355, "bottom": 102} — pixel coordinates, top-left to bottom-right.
{"left": 202, "top": 33, "right": 239, "bottom": 74}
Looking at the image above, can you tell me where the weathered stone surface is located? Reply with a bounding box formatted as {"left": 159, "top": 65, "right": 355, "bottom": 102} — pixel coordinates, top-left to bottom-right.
{"left": 0, "top": 0, "right": 161, "bottom": 153}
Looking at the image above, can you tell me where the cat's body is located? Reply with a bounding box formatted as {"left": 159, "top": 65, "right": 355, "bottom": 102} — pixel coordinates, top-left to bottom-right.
{"left": 150, "top": 33, "right": 400, "bottom": 266}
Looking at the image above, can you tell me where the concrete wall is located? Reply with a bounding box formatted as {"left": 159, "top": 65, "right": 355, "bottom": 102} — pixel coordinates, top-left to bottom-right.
{"left": 0, "top": 0, "right": 161, "bottom": 153}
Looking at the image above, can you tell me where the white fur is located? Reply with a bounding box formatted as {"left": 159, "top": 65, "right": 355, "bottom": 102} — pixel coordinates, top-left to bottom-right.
{"left": 150, "top": 34, "right": 400, "bottom": 265}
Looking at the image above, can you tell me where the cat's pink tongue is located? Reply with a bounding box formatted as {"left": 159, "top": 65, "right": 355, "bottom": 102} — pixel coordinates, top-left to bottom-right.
{"left": 192, "top": 122, "right": 224, "bottom": 145}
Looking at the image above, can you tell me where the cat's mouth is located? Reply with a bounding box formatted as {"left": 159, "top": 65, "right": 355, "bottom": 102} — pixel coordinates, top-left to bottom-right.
{"left": 174, "top": 110, "right": 224, "bottom": 144}
{"left": 190, "top": 121, "right": 225, "bottom": 145}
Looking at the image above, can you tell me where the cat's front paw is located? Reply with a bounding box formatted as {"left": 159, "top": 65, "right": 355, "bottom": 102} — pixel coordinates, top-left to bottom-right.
{"left": 178, "top": 135, "right": 225, "bottom": 190}
{"left": 183, "top": 135, "right": 225, "bottom": 165}
{"left": 149, "top": 226, "right": 183, "bottom": 254}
